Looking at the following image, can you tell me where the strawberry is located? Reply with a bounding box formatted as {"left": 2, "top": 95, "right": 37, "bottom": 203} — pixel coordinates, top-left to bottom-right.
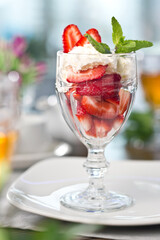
{"left": 81, "top": 96, "right": 119, "bottom": 119}
{"left": 65, "top": 87, "right": 82, "bottom": 101}
{"left": 86, "top": 117, "right": 112, "bottom": 138}
{"left": 62, "top": 24, "right": 82, "bottom": 53}
{"left": 93, "top": 118, "right": 112, "bottom": 138}
{"left": 73, "top": 92, "right": 82, "bottom": 101}
{"left": 113, "top": 115, "right": 124, "bottom": 131}
{"left": 67, "top": 65, "right": 107, "bottom": 83}
{"left": 76, "top": 103, "right": 86, "bottom": 115}
{"left": 76, "top": 73, "right": 121, "bottom": 98}
{"left": 76, "top": 28, "right": 101, "bottom": 46}
{"left": 75, "top": 36, "right": 88, "bottom": 47}
{"left": 76, "top": 104, "right": 92, "bottom": 132}
{"left": 106, "top": 95, "right": 120, "bottom": 106}
{"left": 119, "top": 89, "right": 131, "bottom": 115}
{"left": 86, "top": 124, "right": 96, "bottom": 137}
{"left": 77, "top": 114, "right": 93, "bottom": 132}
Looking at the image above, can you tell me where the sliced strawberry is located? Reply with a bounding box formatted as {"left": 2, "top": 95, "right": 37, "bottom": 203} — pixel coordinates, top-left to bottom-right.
{"left": 76, "top": 104, "right": 92, "bottom": 132}
{"left": 93, "top": 118, "right": 112, "bottom": 138}
{"left": 81, "top": 96, "right": 118, "bottom": 119}
{"left": 73, "top": 92, "right": 82, "bottom": 101}
{"left": 66, "top": 88, "right": 73, "bottom": 100}
{"left": 76, "top": 103, "right": 86, "bottom": 115}
{"left": 76, "top": 73, "right": 121, "bottom": 98}
{"left": 86, "top": 124, "right": 96, "bottom": 137}
{"left": 75, "top": 36, "right": 88, "bottom": 46}
{"left": 62, "top": 24, "right": 82, "bottom": 53}
{"left": 77, "top": 114, "right": 93, "bottom": 132}
{"left": 113, "top": 115, "right": 124, "bottom": 131}
{"left": 119, "top": 89, "right": 131, "bottom": 115}
{"left": 87, "top": 28, "right": 101, "bottom": 42}
{"left": 102, "top": 74, "right": 121, "bottom": 100}
{"left": 67, "top": 65, "right": 107, "bottom": 83}
{"left": 76, "top": 28, "right": 101, "bottom": 46}
{"left": 106, "top": 95, "right": 120, "bottom": 106}
{"left": 65, "top": 87, "right": 82, "bottom": 101}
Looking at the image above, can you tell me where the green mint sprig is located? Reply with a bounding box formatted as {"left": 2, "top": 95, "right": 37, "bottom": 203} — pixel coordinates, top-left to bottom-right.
{"left": 84, "top": 34, "right": 111, "bottom": 53}
{"left": 112, "top": 16, "right": 124, "bottom": 46}
{"left": 112, "top": 17, "right": 153, "bottom": 53}
{"left": 85, "top": 16, "right": 153, "bottom": 54}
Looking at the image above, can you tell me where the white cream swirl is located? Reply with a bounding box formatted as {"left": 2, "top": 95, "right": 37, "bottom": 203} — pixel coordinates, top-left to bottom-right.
{"left": 58, "top": 44, "right": 136, "bottom": 85}
{"left": 61, "top": 44, "right": 116, "bottom": 72}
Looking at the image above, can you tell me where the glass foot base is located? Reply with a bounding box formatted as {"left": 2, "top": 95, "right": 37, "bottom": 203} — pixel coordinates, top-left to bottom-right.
{"left": 60, "top": 184, "right": 133, "bottom": 212}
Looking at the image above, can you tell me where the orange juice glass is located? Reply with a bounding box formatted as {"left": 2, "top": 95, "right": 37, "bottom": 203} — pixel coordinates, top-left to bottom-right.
{"left": 0, "top": 75, "right": 19, "bottom": 189}
{"left": 141, "top": 54, "right": 160, "bottom": 151}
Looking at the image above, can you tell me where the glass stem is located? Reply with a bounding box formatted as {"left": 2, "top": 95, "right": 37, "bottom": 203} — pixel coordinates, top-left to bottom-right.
{"left": 153, "top": 109, "right": 160, "bottom": 150}
{"left": 83, "top": 147, "right": 109, "bottom": 197}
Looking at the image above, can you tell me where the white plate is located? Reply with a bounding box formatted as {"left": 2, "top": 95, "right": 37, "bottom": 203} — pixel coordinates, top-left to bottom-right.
{"left": 12, "top": 141, "right": 72, "bottom": 169}
{"left": 7, "top": 157, "right": 160, "bottom": 226}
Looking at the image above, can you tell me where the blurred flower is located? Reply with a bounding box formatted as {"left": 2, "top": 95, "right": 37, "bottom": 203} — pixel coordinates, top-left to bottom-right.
{"left": 0, "top": 36, "right": 46, "bottom": 91}
{"left": 35, "top": 61, "right": 47, "bottom": 81}
{"left": 0, "top": 36, "right": 46, "bottom": 93}
{"left": 12, "top": 36, "right": 27, "bottom": 57}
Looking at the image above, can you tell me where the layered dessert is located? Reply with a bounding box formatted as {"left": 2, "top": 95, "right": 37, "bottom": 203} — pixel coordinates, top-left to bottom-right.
{"left": 56, "top": 20, "right": 152, "bottom": 144}
{"left": 56, "top": 18, "right": 153, "bottom": 212}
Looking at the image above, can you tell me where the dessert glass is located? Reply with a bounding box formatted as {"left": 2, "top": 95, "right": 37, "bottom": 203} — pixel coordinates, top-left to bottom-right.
{"left": 56, "top": 51, "right": 137, "bottom": 212}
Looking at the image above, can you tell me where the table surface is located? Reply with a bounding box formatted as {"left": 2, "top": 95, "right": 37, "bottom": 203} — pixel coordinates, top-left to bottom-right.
{"left": 1, "top": 164, "right": 160, "bottom": 240}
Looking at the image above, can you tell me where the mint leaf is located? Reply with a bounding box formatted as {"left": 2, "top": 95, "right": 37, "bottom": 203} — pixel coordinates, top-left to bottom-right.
{"left": 116, "top": 40, "right": 153, "bottom": 53}
{"left": 84, "top": 17, "right": 153, "bottom": 54}
{"left": 119, "top": 36, "right": 125, "bottom": 44}
{"left": 112, "top": 16, "right": 153, "bottom": 53}
{"left": 116, "top": 40, "right": 136, "bottom": 53}
{"left": 112, "top": 16, "right": 124, "bottom": 45}
{"left": 133, "top": 40, "right": 153, "bottom": 51}
{"left": 85, "top": 34, "right": 111, "bottom": 54}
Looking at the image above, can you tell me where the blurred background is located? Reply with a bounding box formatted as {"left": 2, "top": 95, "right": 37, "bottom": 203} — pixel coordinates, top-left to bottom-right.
{"left": 0, "top": 1, "right": 160, "bottom": 238}
{"left": 1, "top": 0, "right": 160, "bottom": 172}
{"left": 0, "top": 0, "right": 158, "bottom": 95}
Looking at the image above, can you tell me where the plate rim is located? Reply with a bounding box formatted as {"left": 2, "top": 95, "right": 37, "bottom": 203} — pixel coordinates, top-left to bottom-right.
{"left": 7, "top": 158, "right": 160, "bottom": 226}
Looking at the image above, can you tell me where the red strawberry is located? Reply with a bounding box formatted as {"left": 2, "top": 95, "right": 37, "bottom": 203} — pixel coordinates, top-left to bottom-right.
{"left": 73, "top": 92, "right": 82, "bottom": 101}
{"left": 65, "top": 87, "right": 82, "bottom": 101}
{"left": 102, "top": 74, "right": 121, "bottom": 100}
{"left": 93, "top": 118, "right": 112, "bottom": 138}
{"left": 81, "top": 96, "right": 119, "bottom": 119}
{"left": 76, "top": 104, "right": 92, "bottom": 132}
{"left": 106, "top": 95, "right": 120, "bottom": 106}
{"left": 86, "top": 124, "right": 96, "bottom": 137}
{"left": 86, "top": 117, "right": 112, "bottom": 138}
{"left": 62, "top": 24, "right": 82, "bottom": 53}
{"left": 76, "top": 103, "right": 86, "bottom": 115}
{"left": 76, "top": 28, "right": 101, "bottom": 46}
{"left": 67, "top": 65, "right": 107, "bottom": 83}
{"left": 76, "top": 73, "right": 121, "bottom": 98}
{"left": 113, "top": 115, "right": 124, "bottom": 131}
{"left": 119, "top": 89, "right": 131, "bottom": 115}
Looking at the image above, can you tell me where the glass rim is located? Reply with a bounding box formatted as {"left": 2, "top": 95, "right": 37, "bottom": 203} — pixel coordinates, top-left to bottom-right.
{"left": 57, "top": 50, "right": 136, "bottom": 57}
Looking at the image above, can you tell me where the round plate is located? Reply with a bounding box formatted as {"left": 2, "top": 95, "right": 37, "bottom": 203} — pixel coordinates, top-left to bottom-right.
{"left": 12, "top": 141, "right": 72, "bottom": 169}
{"left": 7, "top": 157, "right": 160, "bottom": 226}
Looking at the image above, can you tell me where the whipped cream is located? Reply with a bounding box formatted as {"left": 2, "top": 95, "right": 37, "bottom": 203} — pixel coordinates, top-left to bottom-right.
{"left": 117, "top": 57, "right": 136, "bottom": 81}
{"left": 60, "top": 44, "right": 116, "bottom": 72}
{"left": 57, "top": 44, "right": 136, "bottom": 89}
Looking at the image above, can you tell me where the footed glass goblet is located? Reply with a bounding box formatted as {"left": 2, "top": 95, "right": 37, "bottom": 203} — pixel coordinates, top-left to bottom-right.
{"left": 56, "top": 51, "right": 137, "bottom": 212}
